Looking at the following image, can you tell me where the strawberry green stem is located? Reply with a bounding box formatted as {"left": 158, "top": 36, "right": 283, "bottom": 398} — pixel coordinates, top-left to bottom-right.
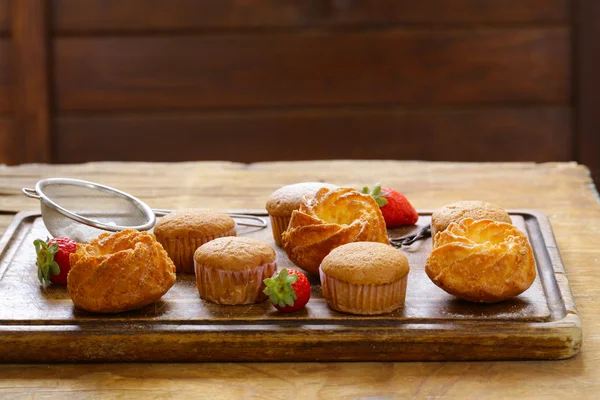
{"left": 263, "top": 269, "right": 298, "bottom": 308}
{"left": 362, "top": 182, "right": 389, "bottom": 207}
{"left": 33, "top": 238, "right": 60, "bottom": 287}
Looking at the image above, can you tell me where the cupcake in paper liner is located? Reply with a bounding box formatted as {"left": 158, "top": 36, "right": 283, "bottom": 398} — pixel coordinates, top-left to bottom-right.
{"left": 194, "top": 236, "right": 277, "bottom": 305}
{"left": 154, "top": 209, "right": 236, "bottom": 274}
{"left": 266, "top": 182, "right": 337, "bottom": 246}
{"left": 319, "top": 242, "right": 409, "bottom": 315}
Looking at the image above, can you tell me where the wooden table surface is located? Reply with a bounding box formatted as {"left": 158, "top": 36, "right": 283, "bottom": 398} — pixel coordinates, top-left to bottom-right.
{"left": 0, "top": 160, "right": 598, "bottom": 399}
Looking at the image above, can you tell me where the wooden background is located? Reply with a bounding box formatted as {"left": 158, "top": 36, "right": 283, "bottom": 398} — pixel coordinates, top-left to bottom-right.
{"left": 0, "top": 1, "right": 598, "bottom": 185}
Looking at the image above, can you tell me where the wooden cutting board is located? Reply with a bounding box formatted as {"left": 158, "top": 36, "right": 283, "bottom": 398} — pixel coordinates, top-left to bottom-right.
{"left": 0, "top": 210, "right": 581, "bottom": 362}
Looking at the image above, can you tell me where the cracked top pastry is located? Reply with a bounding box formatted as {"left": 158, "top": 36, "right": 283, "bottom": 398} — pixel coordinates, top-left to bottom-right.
{"left": 425, "top": 218, "right": 536, "bottom": 303}
{"left": 281, "top": 187, "right": 389, "bottom": 275}
{"left": 68, "top": 229, "right": 176, "bottom": 313}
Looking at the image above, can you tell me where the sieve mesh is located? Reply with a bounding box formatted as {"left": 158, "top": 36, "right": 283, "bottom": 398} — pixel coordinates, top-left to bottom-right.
{"left": 36, "top": 180, "right": 155, "bottom": 243}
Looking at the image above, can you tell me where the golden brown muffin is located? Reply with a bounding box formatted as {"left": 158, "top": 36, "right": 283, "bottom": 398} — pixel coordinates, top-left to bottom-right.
{"left": 194, "top": 236, "right": 277, "bottom": 305}
{"left": 282, "top": 187, "right": 389, "bottom": 275}
{"left": 425, "top": 218, "right": 536, "bottom": 303}
{"left": 431, "top": 201, "right": 512, "bottom": 245}
{"left": 68, "top": 229, "right": 176, "bottom": 313}
{"left": 154, "top": 209, "right": 236, "bottom": 274}
{"left": 320, "top": 242, "right": 409, "bottom": 315}
{"left": 266, "top": 182, "right": 337, "bottom": 246}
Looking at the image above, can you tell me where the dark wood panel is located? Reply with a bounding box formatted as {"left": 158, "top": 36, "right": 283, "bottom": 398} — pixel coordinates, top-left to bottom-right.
{"left": 12, "top": 0, "right": 51, "bottom": 163}
{"left": 55, "top": 108, "right": 571, "bottom": 163}
{"left": 0, "top": 117, "right": 14, "bottom": 164}
{"left": 51, "top": 0, "right": 571, "bottom": 33}
{"left": 54, "top": 29, "right": 570, "bottom": 111}
{"left": 0, "top": 0, "right": 8, "bottom": 34}
{"left": 0, "top": 39, "right": 11, "bottom": 112}
{"left": 577, "top": 0, "right": 600, "bottom": 188}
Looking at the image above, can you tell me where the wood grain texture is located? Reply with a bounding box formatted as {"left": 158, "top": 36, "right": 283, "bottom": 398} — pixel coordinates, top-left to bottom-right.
{"left": 54, "top": 29, "right": 569, "bottom": 111}
{"left": 577, "top": 0, "right": 600, "bottom": 188}
{"left": 55, "top": 108, "right": 572, "bottom": 163}
{"left": 0, "top": 0, "right": 8, "bottom": 34}
{"left": 12, "top": 0, "right": 51, "bottom": 163}
{"left": 0, "top": 117, "right": 14, "bottom": 164}
{"left": 51, "top": 0, "right": 571, "bottom": 33}
{"left": 0, "top": 39, "right": 11, "bottom": 113}
{"left": 0, "top": 161, "right": 598, "bottom": 397}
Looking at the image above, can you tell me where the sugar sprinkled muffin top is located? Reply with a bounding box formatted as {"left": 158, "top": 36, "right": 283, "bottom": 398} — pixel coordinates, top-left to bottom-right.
{"left": 320, "top": 242, "right": 409, "bottom": 285}
{"left": 266, "top": 182, "right": 338, "bottom": 217}
{"left": 194, "top": 236, "right": 276, "bottom": 271}
{"left": 154, "top": 209, "right": 235, "bottom": 238}
{"left": 431, "top": 201, "right": 511, "bottom": 236}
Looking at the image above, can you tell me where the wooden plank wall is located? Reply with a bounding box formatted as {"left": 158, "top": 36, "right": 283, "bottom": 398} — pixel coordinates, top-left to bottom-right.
{"left": 2, "top": 0, "right": 595, "bottom": 179}
{"left": 577, "top": 0, "right": 600, "bottom": 187}
{"left": 51, "top": 0, "right": 573, "bottom": 163}
{"left": 12, "top": 0, "right": 51, "bottom": 163}
{"left": 0, "top": 0, "right": 12, "bottom": 164}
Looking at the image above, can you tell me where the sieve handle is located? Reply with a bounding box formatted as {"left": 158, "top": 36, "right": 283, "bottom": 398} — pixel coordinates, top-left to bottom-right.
{"left": 152, "top": 209, "right": 171, "bottom": 217}
{"left": 22, "top": 188, "right": 40, "bottom": 199}
{"left": 152, "top": 209, "right": 267, "bottom": 229}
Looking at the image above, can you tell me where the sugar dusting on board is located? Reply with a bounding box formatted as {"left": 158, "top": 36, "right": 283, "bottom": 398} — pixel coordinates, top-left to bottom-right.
{"left": 61, "top": 221, "right": 117, "bottom": 243}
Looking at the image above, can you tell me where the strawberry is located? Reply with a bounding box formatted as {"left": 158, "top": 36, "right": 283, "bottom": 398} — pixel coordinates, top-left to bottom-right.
{"left": 363, "top": 182, "right": 419, "bottom": 228}
{"left": 33, "top": 237, "right": 77, "bottom": 286}
{"left": 263, "top": 269, "right": 310, "bottom": 312}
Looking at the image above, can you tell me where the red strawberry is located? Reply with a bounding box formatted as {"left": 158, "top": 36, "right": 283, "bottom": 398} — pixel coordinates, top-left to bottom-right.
{"left": 263, "top": 269, "right": 310, "bottom": 312}
{"left": 34, "top": 237, "right": 77, "bottom": 286}
{"left": 363, "top": 182, "right": 419, "bottom": 228}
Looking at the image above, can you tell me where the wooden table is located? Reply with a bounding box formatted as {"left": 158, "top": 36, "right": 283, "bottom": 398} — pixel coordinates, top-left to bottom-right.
{"left": 0, "top": 160, "right": 598, "bottom": 399}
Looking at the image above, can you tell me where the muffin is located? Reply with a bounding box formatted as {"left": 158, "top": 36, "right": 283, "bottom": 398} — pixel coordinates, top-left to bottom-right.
{"left": 154, "top": 209, "right": 236, "bottom": 274}
{"left": 266, "top": 182, "right": 337, "bottom": 246}
{"left": 194, "top": 236, "right": 277, "bottom": 305}
{"left": 431, "top": 201, "right": 511, "bottom": 245}
{"left": 319, "top": 242, "right": 409, "bottom": 315}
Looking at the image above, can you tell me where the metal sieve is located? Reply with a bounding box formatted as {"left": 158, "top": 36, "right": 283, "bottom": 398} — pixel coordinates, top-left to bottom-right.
{"left": 22, "top": 178, "right": 267, "bottom": 243}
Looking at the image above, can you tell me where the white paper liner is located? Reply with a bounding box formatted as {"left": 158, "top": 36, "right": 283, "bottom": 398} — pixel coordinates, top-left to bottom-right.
{"left": 194, "top": 261, "right": 277, "bottom": 305}
{"left": 158, "top": 226, "right": 237, "bottom": 274}
{"left": 319, "top": 267, "right": 407, "bottom": 315}
{"left": 269, "top": 215, "right": 291, "bottom": 247}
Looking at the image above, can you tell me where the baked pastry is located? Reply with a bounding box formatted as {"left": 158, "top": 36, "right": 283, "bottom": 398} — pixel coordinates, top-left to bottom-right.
{"left": 194, "top": 236, "right": 277, "bottom": 305}
{"left": 282, "top": 187, "right": 389, "bottom": 275}
{"left": 68, "top": 229, "right": 176, "bottom": 313}
{"left": 425, "top": 218, "right": 536, "bottom": 303}
{"left": 266, "top": 182, "right": 337, "bottom": 246}
{"left": 431, "top": 201, "right": 511, "bottom": 245}
{"left": 320, "top": 242, "right": 409, "bottom": 315}
{"left": 154, "top": 209, "right": 236, "bottom": 273}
